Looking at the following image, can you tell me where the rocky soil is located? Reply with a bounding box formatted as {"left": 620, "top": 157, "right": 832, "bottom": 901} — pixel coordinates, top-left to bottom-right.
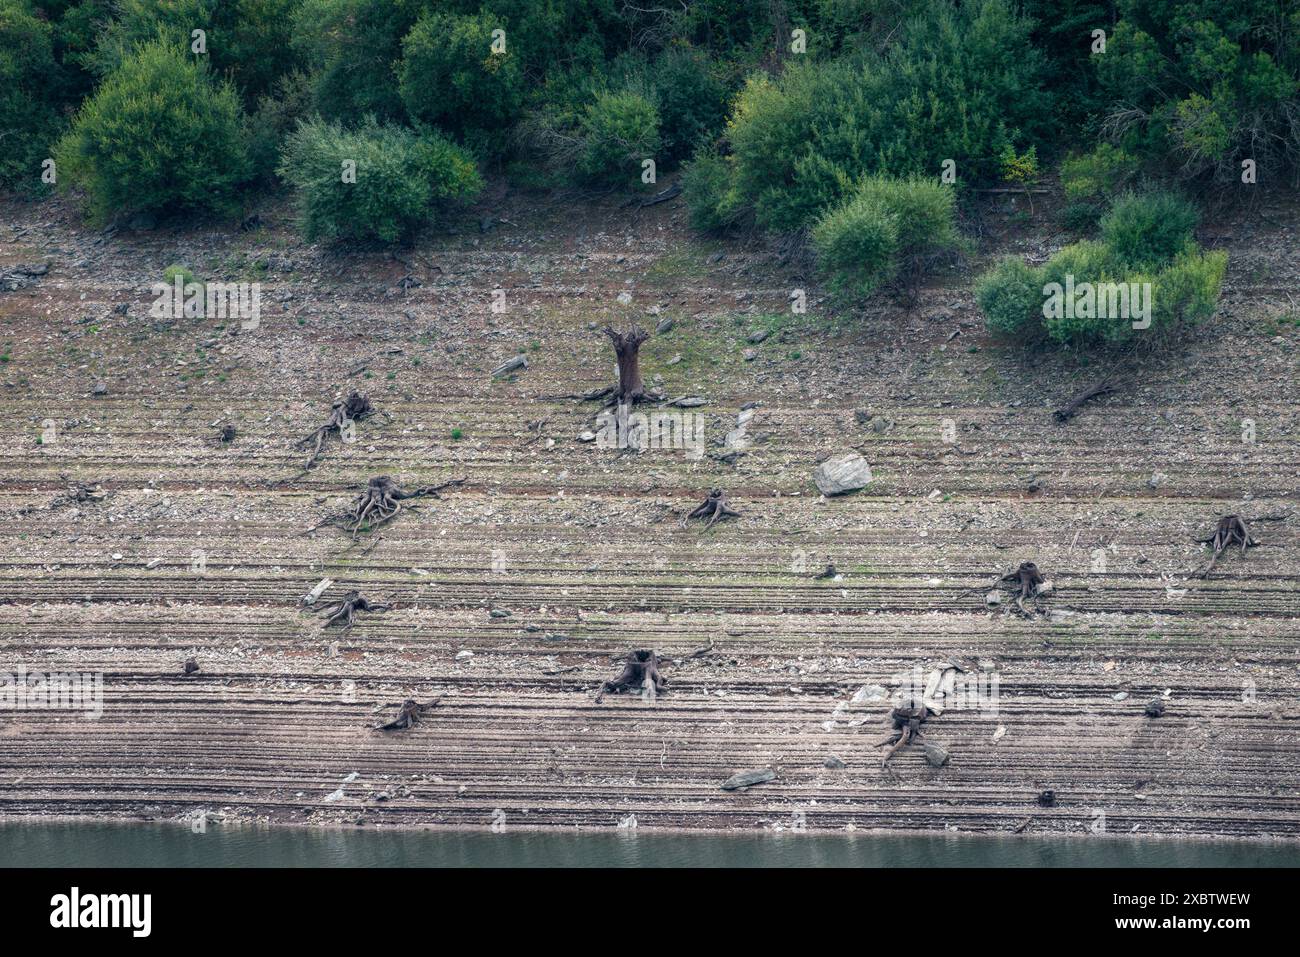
{"left": 0, "top": 183, "right": 1297, "bottom": 839}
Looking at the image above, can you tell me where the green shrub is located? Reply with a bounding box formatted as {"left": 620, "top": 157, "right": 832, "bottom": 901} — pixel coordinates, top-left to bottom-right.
{"left": 707, "top": 0, "right": 1050, "bottom": 233}
{"left": 55, "top": 40, "right": 251, "bottom": 222}
{"left": 291, "top": 0, "right": 421, "bottom": 121}
{"left": 398, "top": 10, "right": 524, "bottom": 153}
{"left": 812, "top": 176, "right": 960, "bottom": 297}
{"left": 87, "top": 0, "right": 303, "bottom": 104}
{"left": 277, "top": 117, "right": 482, "bottom": 243}
{"left": 648, "top": 48, "right": 727, "bottom": 164}
{"left": 975, "top": 257, "right": 1045, "bottom": 336}
{"left": 976, "top": 222, "right": 1226, "bottom": 347}
{"left": 1099, "top": 190, "right": 1198, "bottom": 270}
{"left": 1060, "top": 144, "right": 1141, "bottom": 203}
{"left": 1150, "top": 248, "right": 1228, "bottom": 330}
{"left": 682, "top": 152, "right": 741, "bottom": 232}
{"left": 244, "top": 69, "right": 314, "bottom": 183}
{"left": 0, "top": 0, "right": 66, "bottom": 193}
{"left": 576, "top": 90, "right": 661, "bottom": 186}
{"left": 1093, "top": 6, "right": 1300, "bottom": 182}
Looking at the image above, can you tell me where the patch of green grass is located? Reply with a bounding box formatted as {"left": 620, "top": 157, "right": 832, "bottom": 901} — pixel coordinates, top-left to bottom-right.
{"left": 450, "top": 427, "right": 463, "bottom": 440}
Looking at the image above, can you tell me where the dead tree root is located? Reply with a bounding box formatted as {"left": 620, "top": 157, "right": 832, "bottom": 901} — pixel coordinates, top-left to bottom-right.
{"left": 319, "top": 590, "right": 390, "bottom": 629}
{"left": 682, "top": 487, "right": 741, "bottom": 529}
{"left": 595, "top": 650, "right": 668, "bottom": 703}
{"left": 297, "top": 391, "right": 375, "bottom": 468}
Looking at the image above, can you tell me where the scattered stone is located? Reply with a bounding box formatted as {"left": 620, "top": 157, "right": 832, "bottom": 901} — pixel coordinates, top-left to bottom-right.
{"left": 824, "top": 755, "right": 847, "bottom": 769}
{"left": 656, "top": 316, "right": 674, "bottom": 334}
{"left": 491, "top": 355, "right": 528, "bottom": 377}
{"left": 851, "top": 685, "right": 887, "bottom": 705}
{"left": 1144, "top": 698, "right": 1166, "bottom": 718}
{"left": 1037, "top": 789, "right": 1056, "bottom": 807}
{"left": 813, "top": 453, "right": 873, "bottom": 496}
{"left": 91, "top": 382, "right": 108, "bottom": 397}
{"left": 721, "top": 768, "right": 776, "bottom": 791}
{"left": 923, "top": 743, "right": 950, "bottom": 767}
{"left": 747, "top": 329, "right": 770, "bottom": 344}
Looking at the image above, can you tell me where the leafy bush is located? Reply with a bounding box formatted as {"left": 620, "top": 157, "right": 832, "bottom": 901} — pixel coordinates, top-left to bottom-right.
{"left": 1093, "top": 4, "right": 1300, "bottom": 182}
{"left": 702, "top": 0, "right": 1050, "bottom": 232}
{"left": 1099, "top": 190, "right": 1198, "bottom": 270}
{"left": 0, "top": 0, "right": 66, "bottom": 193}
{"left": 812, "top": 176, "right": 960, "bottom": 297}
{"left": 244, "top": 69, "right": 314, "bottom": 183}
{"left": 87, "top": 0, "right": 303, "bottom": 104}
{"left": 277, "top": 117, "right": 482, "bottom": 243}
{"left": 1060, "top": 144, "right": 1141, "bottom": 203}
{"left": 975, "top": 256, "right": 1045, "bottom": 336}
{"left": 398, "top": 10, "right": 524, "bottom": 153}
{"left": 976, "top": 197, "right": 1226, "bottom": 348}
{"left": 576, "top": 90, "right": 661, "bottom": 186}
{"left": 54, "top": 40, "right": 251, "bottom": 222}
{"left": 682, "top": 152, "right": 740, "bottom": 232}
{"left": 648, "top": 47, "right": 727, "bottom": 164}
{"left": 291, "top": 0, "right": 421, "bottom": 121}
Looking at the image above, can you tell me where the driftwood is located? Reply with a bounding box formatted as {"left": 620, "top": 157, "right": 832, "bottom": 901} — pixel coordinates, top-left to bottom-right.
{"left": 319, "top": 590, "right": 389, "bottom": 629}
{"left": 682, "top": 488, "right": 741, "bottom": 529}
{"left": 1053, "top": 349, "right": 1135, "bottom": 423}
{"left": 375, "top": 698, "right": 435, "bottom": 731}
{"left": 309, "top": 475, "right": 465, "bottom": 538}
{"left": 297, "top": 391, "right": 374, "bottom": 468}
{"left": 1195, "top": 514, "right": 1257, "bottom": 578}
{"left": 595, "top": 650, "right": 667, "bottom": 703}
{"left": 640, "top": 183, "right": 683, "bottom": 207}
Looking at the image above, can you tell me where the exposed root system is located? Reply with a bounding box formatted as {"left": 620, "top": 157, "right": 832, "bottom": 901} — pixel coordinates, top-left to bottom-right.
{"left": 319, "top": 590, "right": 389, "bottom": 629}
{"left": 595, "top": 650, "right": 668, "bottom": 703}
{"left": 683, "top": 487, "right": 741, "bottom": 529}
{"left": 375, "top": 698, "right": 435, "bottom": 731}
{"left": 309, "top": 475, "right": 466, "bottom": 538}
{"left": 297, "top": 391, "right": 375, "bottom": 468}
{"left": 1195, "top": 514, "right": 1257, "bottom": 578}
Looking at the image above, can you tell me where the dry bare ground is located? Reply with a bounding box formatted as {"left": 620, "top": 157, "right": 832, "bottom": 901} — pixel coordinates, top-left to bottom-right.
{"left": 0, "top": 184, "right": 1296, "bottom": 838}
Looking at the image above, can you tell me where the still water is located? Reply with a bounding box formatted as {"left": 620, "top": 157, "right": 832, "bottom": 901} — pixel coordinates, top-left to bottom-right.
{"left": 2, "top": 823, "right": 1296, "bottom": 867}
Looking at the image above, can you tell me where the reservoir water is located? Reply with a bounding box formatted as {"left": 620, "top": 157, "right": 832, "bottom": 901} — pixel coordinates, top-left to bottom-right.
{"left": 2, "top": 822, "right": 1296, "bottom": 867}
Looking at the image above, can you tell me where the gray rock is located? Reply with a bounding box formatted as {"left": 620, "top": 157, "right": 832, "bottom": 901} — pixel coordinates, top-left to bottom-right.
{"left": 813, "top": 453, "right": 873, "bottom": 496}
{"left": 491, "top": 355, "right": 528, "bottom": 377}
{"left": 721, "top": 768, "right": 776, "bottom": 790}
{"left": 923, "top": 744, "right": 950, "bottom": 767}
{"left": 742, "top": 348, "right": 758, "bottom": 362}
{"left": 656, "top": 316, "right": 674, "bottom": 334}
{"left": 747, "top": 329, "right": 770, "bottom": 344}
{"left": 91, "top": 382, "right": 108, "bottom": 397}
{"left": 823, "top": 755, "right": 847, "bottom": 769}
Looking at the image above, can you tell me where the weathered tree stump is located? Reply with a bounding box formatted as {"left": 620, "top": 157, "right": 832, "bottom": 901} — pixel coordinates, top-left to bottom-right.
{"left": 297, "top": 391, "right": 375, "bottom": 468}
{"left": 375, "top": 698, "right": 433, "bottom": 731}
{"left": 595, "top": 650, "right": 668, "bottom": 703}
{"left": 319, "top": 590, "right": 389, "bottom": 628}
{"left": 683, "top": 487, "right": 741, "bottom": 529}
{"left": 877, "top": 699, "right": 931, "bottom": 768}
{"left": 309, "top": 475, "right": 465, "bottom": 538}
{"left": 604, "top": 324, "right": 649, "bottom": 405}
{"left": 1195, "top": 514, "right": 1257, "bottom": 578}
